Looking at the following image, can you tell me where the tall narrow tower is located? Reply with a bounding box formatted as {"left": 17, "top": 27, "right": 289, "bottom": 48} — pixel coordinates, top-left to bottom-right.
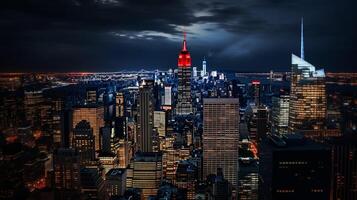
{"left": 203, "top": 98, "right": 239, "bottom": 188}
{"left": 177, "top": 33, "right": 192, "bottom": 115}
{"left": 137, "top": 80, "right": 154, "bottom": 152}
{"left": 301, "top": 17, "right": 304, "bottom": 60}
{"left": 288, "top": 20, "right": 326, "bottom": 133}
{"left": 202, "top": 57, "right": 207, "bottom": 76}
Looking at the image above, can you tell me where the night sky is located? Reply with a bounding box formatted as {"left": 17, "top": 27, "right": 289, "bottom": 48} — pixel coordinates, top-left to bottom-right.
{"left": 1, "top": 0, "right": 356, "bottom": 72}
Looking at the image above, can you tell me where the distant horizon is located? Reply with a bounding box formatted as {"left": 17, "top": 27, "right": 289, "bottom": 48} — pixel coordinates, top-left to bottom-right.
{"left": 0, "top": 69, "right": 357, "bottom": 75}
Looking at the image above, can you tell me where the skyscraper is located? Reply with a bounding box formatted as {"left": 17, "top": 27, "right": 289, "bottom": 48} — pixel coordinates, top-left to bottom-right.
{"left": 203, "top": 98, "right": 239, "bottom": 188}
{"left": 192, "top": 66, "right": 198, "bottom": 78}
{"left": 177, "top": 33, "right": 192, "bottom": 115}
{"left": 137, "top": 80, "right": 154, "bottom": 152}
{"left": 72, "top": 105, "right": 105, "bottom": 151}
{"left": 259, "top": 134, "right": 331, "bottom": 200}
{"left": 162, "top": 85, "right": 172, "bottom": 110}
{"left": 272, "top": 93, "right": 290, "bottom": 135}
{"left": 115, "top": 92, "right": 125, "bottom": 117}
{"left": 53, "top": 148, "right": 81, "bottom": 198}
{"left": 202, "top": 57, "right": 207, "bottom": 77}
{"left": 288, "top": 20, "right": 326, "bottom": 132}
{"left": 251, "top": 80, "right": 261, "bottom": 106}
{"left": 72, "top": 120, "right": 96, "bottom": 166}
{"left": 131, "top": 152, "right": 163, "bottom": 199}
{"left": 153, "top": 111, "right": 166, "bottom": 137}
{"left": 330, "top": 133, "right": 357, "bottom": 200}
{"left": 288, "top": 54, "right": 326, "bottom": 132}
{"left": 105, "top": 168, "right": 127, "bottom": 197}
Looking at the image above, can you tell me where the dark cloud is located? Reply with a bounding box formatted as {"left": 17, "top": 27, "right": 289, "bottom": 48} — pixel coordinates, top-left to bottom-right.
{"left": 0, "top": 0, "right": 356, "bottom": 72}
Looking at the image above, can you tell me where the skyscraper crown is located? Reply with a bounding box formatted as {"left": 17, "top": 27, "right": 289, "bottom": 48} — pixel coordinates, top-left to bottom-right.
{"left": 178, "top": 32, "right": 191, "bottom": 67}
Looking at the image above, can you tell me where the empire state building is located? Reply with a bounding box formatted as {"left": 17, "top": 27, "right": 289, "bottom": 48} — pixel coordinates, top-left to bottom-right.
{"left": 176, "top": 33, "right": 192, "bottom": 115}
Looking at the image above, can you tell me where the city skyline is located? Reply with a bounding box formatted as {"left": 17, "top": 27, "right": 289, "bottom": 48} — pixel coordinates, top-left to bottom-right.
{"left": 1, "top": 0, "right": 357, "bottom": 72}
{"left": 0, "top": 1, "right": 356, "bottom": 200}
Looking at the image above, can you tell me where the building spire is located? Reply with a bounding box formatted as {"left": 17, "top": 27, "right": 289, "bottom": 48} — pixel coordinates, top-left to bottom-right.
{"left": 182, "top": 31, "right": 187, "bottom": 51}
{"left": 301, "top": 17, "right": 304, "bottom": 60}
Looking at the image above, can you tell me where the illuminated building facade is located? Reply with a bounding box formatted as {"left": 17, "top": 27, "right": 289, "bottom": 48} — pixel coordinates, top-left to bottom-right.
{"left": 272, "top": 94, "right": 290, "bottom": 135}
{"left": 98, "top": 152, "right": 118, "bottom": 176}
{"left": 163, "top": 86, "right": 172, "bottom": 107}
{"left": 175, "top": 161, "right": 197, "bottom": 200}
{"left": 117, "top": 139, "right": 130, "bottom": 168}
{"left": 177, "top": 34, "right": 192, "bottom": 115}
{"left": 51, "top": 99, "right": 64, "bottom": 146}
{"left": 105, "top": 168, "right": 127, "bottom": 198}
{"left": 154, "top": 111, "right": 166, "bottom": 137}
{"left": 115, "top": 92, "right": 125, "bottom": 117}
{"left": 72, "top": 105, "right": 105, "bottom": 151}
{"left": 288, "top": 54, "right": 326, "bottom": 132}
{"left": 259, "top": 134, "right": 331, "bottom": 200}
{"left": 137, "top": 80, "right": 154, "bottom": 152}
{"left": 330, "top": 134, "right": 357, "bottom": 200}
{"left": 192, "top": 67, "right": 198, "bottom": 78}
{"left": 72, "top": 120, "right": 96, "bottom": 166}
{"left": 238, "top": 160, "right": 259, "bottom": 200}
{"left": 203, "top": 98, "right": 239, "bottom": 188}
{"left": 86, "top": 87, "right": 98, "bottom": 105}
{"left": 251, "top": 80, "right": 261, "bottom": 106}
{"left": 163, "top": 147, "right": 190, "bottom": 184}
{"left": 202, "top": 57, "right": 207, "bottom": 77}
{"left": 24, "top": 89, "right": 44, "bottom": 127}
{"left": 131, "top": 152, "right": 162, "bottom": 199}
{"left": 53, "top": 148, "right": 81, "bottom": 197}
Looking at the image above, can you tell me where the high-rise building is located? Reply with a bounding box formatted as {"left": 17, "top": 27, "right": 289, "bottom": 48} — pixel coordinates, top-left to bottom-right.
{"left": 51, "top": 98, "right": 65, "bottom": 146}
{"left": 177, "top": 33, "right": 192, "bottom": 115}
{"left": 288, "top": 20, "right": 326, "bottom": 133}
{"left": 272, "top": 94, "right": 290, "bottom": 135}
{"left": 72, "top": 120, "right": 96, "bottom": 166}
{"left": 105, "top": 168, "right": 127, "bottom": 198}
{"left": 162, "top": 147, "right": 190, "bottom": 184}
{"left": 330, "top": 133, "right": 357, "bottom": 200}
{"left": 154, "top": 111, "right": 166, "bottom": 137}
{"left": 72, "top": 105, "right": 105, "bottom": 151}
{"left": 137, "top": 80, "right": 154, "bottom": 152}
{"left": 163, "top": 86, "right": 172, "bottom": 107}
{"left": 86, "top": 87, "right": 98, "bottom": 105}
{"left": 193, "top": 67, "right": 198, "bottom": 78}
{"left": 203, "top": 98, "right": 239, "bottom": 188}
{"left": 175, "top": 161, "right": 197, "bottom": 200}
{"left": 259, "top": 134, "right": 331, "bottom": 200}
{"left": 202, "top": 57, "right": 207, "bottom": 77}
{"left": 24, "top": 89, "right": 44, "bottom": 127}
{"left": 115, "top": 92, "right": 125, "bottom": 117}
{"left": 288, "top": 54, "right": 326, "bottom": 132}
{"left": 117, "top": 139, "right": 130, "bottom": 168}
{"left": 53, "top": 148, "right": 81, "bottom": 197}
{"left": 131, "top": 152, "right": 162, "bottom": 199}
{"left": 238, "top": 160, "right": 259, "bottom": 200}
{"left": 251, "top": 80, "right": 261, "bottom": 107}
{"left": 100, "top": 126, "right": 113, "bottom": 154}
{"left": 98, "top": 152, "right": 118, "bottom": 176}
{"left": 80, "top": 167, "right": 105, "bottom": 199}
{"left": 256, "top": 107, "right": 269, "bottom": 141}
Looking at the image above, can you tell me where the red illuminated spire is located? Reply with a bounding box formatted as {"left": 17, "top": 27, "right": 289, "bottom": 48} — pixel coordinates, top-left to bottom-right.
{"left": 182, "top": 32, "right": 187, "bottom": 51}
{"left": 178, "top": 32, "right": 191, "bottom": 67}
